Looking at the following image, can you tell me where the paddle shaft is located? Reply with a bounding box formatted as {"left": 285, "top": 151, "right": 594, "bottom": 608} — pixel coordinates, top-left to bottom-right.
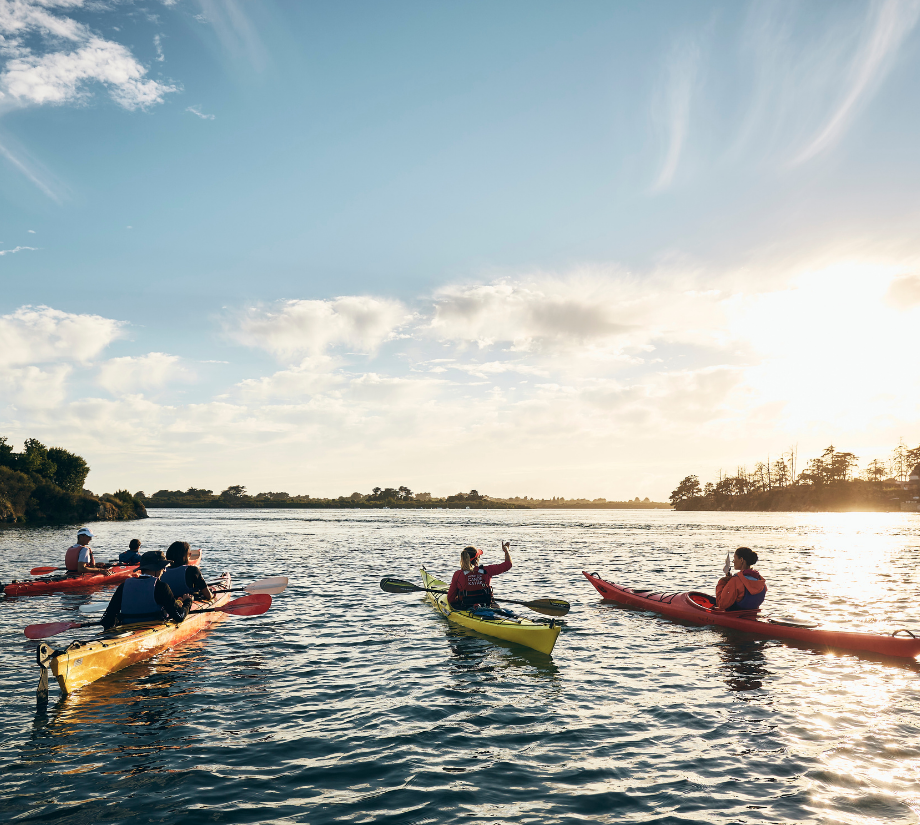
{"left": 384, "top": 580, "right": 569, "bottom": 616}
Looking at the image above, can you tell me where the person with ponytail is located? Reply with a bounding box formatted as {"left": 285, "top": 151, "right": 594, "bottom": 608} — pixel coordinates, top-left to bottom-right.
{"left": 447, "top": 542, "right": 512, "bottom": 610}
{"left": 716, "top": 546, "right": 767, "bottom": 611}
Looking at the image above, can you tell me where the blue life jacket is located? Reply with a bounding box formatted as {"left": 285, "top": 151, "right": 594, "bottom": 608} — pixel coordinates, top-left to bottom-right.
{"left": 119, "top": 576, "right": 165, "bottom": 622}
{"left": 727, "top": 574, "right": 767, "bottom": 611}
{"left": 118, "top": 550, "right": 141, "bottom": 565}
{"left": 161, "top": 565, "right": 191, "bottom": 598}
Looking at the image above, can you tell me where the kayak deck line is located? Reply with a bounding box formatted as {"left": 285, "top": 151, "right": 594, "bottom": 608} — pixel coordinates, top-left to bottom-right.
{"left": 36, "top": 572, "right": 232, "bottom": 698}
{"left": 420, "top": 567, "right": 561, "bottom": 655}
{"left": 583, "top": 570, "right": 920, "bottom": 660}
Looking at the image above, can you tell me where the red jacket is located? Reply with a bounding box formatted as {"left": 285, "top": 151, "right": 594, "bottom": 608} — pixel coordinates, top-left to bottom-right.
{"left": 447, "top": 559, "right": 512, "bottom": 607}
{"left": 716, "top": 568, "right": 767, "bottom": 610}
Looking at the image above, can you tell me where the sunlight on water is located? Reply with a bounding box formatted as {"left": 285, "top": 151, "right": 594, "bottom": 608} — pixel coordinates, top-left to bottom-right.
{"left": 1, "top": 509, "right": 920, "bottom": 824}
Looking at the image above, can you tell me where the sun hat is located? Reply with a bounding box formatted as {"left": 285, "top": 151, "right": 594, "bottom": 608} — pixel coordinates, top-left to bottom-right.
{"left": 138, "top": 550, "right": 170, "bottom": 571}
{"left": 77, "top": 526, "right": 94, "bottom": 538}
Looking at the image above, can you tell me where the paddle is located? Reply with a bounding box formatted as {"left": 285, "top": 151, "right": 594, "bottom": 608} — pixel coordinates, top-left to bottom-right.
{"left": 78, "top": 576, "right": 288, "bottom": 613}
{"left": 28, "top": 548, "right": 199, "bottom": 577}
{"left": 379, "top": 577, "right": 570, "bottom": 617}
{"left": 25, "top": 593, "right": 272, "bottom": 639}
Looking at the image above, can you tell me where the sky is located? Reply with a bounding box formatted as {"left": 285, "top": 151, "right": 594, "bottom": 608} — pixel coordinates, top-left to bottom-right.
{"left": 2, "top": 0, "right": 920, "bottom": 500}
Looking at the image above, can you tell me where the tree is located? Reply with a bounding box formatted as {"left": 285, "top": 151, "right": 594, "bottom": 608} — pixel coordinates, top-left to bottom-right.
{"left": 863, "top": 460, "right": 887, "bottom": 483}
{"left": 47, "top": 447, "right": 89, "bottom": 492}
{"left": 398, "top": 485, "right": 412, "bottom": 500}
{"left": 220, "top": 485, "right": 247, "bottom": 498}
{"left": 669, "top": 475, "right": 701, "bottom": 505}
{"left": 19, "top": 438, "right": 56, "bottom": 481}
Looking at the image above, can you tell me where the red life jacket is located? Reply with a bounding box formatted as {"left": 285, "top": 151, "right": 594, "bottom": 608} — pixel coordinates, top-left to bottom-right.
{"left": 454, "top": 566, "right": 493, "bottom": 608}
{"left": 65, "top": 544, "right": 94, "bottom": 573}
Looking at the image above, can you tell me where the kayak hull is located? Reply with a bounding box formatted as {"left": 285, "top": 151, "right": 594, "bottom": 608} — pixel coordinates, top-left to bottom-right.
{"left": 4, "top": 565, "right": 139, "bottom": 597}
{"left": 583, "top": 571, "right": 920, "bottom": 660}
{"left": 37, "top": 573, "right": 232, "bottom": 695}
{"left": 421, "top": 568, "right": 560, "bottom": 655}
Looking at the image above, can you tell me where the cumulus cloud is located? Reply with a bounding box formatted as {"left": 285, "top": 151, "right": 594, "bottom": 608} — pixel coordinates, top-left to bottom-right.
{"left": 97, "top": 352, "right": 194, "bottom": 395}
{"left": 0, "top": 363, "right": 71, "bottom": 409}
{"left": 232, "top": 296, "right": 410, "bottom": 359}
{"left": 0, "top": 305, "right": 124, "bottom": 366}
{"left": 0, "top": 1, "right": 177, "bottom": 116}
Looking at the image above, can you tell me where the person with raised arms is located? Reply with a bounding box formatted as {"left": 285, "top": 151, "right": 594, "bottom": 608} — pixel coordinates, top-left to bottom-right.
{"left": 716, "top": 546, "right": 767, "bottom": 611}
{"left": 101, "top": 551, "right": 192, "bottom": 630}
{"left": 447, "top": 541, "right": 512, "bottom": 610}
{"left": 65, "top": 527, "right": 111, "bottom": 576}
{"left": 161, "top": 541, "right": 213, "bottom": 601}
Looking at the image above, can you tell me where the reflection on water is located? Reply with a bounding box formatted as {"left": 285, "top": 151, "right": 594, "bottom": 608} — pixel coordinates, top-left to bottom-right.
{"left": 2, "top": 509, "right": 920, "bottom": 824}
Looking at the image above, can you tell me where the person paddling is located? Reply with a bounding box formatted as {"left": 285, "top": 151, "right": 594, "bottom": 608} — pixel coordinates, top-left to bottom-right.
{"left": 716, "top": 546, "right": 767, "bottom": 611}
{"left": 101, "top": 551, "right": 192, "bottom": 630}
{"left": 447, "top": 541, "right": 512, "bottom": 610}
{"left": 118, "top": 538, "right": 143, "bottom": 565}
{"left": 65, "top": 527, "right": 111, "bottom": 577}
{"left": 162, "top": 541, "right": 213, "bottom": 601}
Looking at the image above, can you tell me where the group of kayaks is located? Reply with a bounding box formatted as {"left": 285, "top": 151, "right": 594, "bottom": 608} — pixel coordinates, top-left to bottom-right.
{"left": 5, "top": 549, "right": 279, "bottom": 699}
{"left": 387, "top": 567, "right": 920, "bottom": 663}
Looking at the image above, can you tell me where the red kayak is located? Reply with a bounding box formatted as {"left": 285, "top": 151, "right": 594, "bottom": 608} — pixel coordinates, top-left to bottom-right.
{"left": 3, "top": 564, "right": 139, "bottom": 597}
{"left": 3, "top": 549, "right": 202, "bottom": 598}
{"left": 583, "top": 570, "right": 920, "bottom": 660}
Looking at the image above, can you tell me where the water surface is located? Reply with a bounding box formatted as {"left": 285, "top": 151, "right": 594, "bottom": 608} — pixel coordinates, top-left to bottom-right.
{"left": 1, "top": 509, "right": 919, "bottom": 824}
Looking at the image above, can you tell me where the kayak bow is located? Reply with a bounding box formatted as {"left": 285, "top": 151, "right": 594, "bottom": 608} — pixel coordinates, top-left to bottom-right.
{"left": 583, "top": 570, "right": 920, "bottom": 660}
{"left": 421, "top": 567, "right": 560, "bottom": 655}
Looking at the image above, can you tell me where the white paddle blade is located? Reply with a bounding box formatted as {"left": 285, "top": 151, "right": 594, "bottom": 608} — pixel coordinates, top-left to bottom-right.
{"left": 79, "top": 602, "right": 107, "bottom": 614}
{"left": 190, "top": 547, "right": 202, "bottom": 561}
{"left": 245, "top": 576, "right": 289, "bottom": 595}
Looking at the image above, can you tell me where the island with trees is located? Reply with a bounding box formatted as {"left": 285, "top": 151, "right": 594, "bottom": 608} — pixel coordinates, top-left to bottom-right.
{"left": 670, "top": 443, "right": 920, "bottom": 512}
{"left": 142, "top": 486, "right": 671, "bottom": 510}
{"left": 0, "top": 437, "right": 147, "bottom": 525}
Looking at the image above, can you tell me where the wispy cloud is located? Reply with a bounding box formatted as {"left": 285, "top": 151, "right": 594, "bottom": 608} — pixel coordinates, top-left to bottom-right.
{"left": 0, "top": 137, "right": 66, "bottom": 202}
{"left": 194, "top": 0, "right": 269, "bottom": 71}
{"left": 651, "top": 37, "right": 701, "bottom": 191}
{"left": 794, "top": 0, "right": 920, "bottom": 163}
{"left": 154, "top": 33, "right": 165, "bottom": 63}
{"left": 0, "top": 245, "right": 37, "bottom": 256}
{"left": 186, "top": 105, "right": 214, "bottom": 120}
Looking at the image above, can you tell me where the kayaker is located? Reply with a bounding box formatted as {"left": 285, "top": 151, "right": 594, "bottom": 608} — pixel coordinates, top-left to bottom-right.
{"left": 101, "top": 551, "right": 192, "bottom": 630}
{"left": 162, "top": 541, "right": 212, "bottom": 601}
{"left": 65, "top": 527, "right": 111, "bottom": 576}
{"left": 447, "top": 541, "right": 512, "bottom": 609}
{"left": 716, "top": 546, "right": 767, "bottom": 611}
{"left": 118, "top": 538, "right": 142, "bottom": 565}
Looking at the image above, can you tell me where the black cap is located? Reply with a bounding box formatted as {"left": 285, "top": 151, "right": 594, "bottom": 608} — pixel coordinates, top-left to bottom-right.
{"left": 138, "top": 551, "right": 169, "bottom": 571}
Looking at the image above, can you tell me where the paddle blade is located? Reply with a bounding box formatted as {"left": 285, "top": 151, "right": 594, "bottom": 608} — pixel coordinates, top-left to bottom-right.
{"left": 220, "top": 593, "right": 272, "bottom": 616}
{"left": 30, "top": 566, "right": 60, "bottom": 576}
{"left": 79, "top": 602, "right": 107, "bottom": 614}
{"left": 523, "top": 599, "right": 570, "bottom": 617}
{"left": 245, "top": 576, "right": 289, "bottom": 595}
{"left": 25, "top": 620, "right": 79, "bottom": 639}
{"left": 380, "top": 577, "right": 424, "bottom": 594}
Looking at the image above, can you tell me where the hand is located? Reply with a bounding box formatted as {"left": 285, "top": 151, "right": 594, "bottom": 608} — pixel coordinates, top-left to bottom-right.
{"left": 502, "top": 541, "right": 511, "bottom": 552}
{"left": 722, "top": 555, "right": 732, "bottom": 577}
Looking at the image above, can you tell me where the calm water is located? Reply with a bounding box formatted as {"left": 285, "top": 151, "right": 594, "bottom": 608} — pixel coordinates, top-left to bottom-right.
{"left": 2, "top": 509, "right": 920, "bottom": 824}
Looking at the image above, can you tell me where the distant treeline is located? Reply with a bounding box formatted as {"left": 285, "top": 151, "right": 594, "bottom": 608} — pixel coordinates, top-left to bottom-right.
{"left": 0, "top": 437, "right": 147, "bottom": 525}
{"left": 143, "top": 486, "right": 671, "bottom": 510}
{"left": 670, "top": 443, "right": 920, "bottom": 512}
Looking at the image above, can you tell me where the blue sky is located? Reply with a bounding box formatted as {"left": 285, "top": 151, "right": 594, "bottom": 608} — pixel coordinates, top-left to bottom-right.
{"left": 2, "top": 0, "right": 920, "bottom": 498}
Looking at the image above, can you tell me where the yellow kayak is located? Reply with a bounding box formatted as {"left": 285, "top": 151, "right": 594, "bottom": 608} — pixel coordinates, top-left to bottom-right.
{"left": 37, "top": 573, "right": 232, "bottom": 696}
{"left": 421, "top": 567, "right": 561, "bottom": 655}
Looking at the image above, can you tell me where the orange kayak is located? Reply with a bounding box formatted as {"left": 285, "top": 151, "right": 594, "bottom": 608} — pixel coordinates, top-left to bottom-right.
{"left": 583, "top": 570, "right": 920, "bottom": 660}
{"left": 3, "top": 564, "right": 139, "bottom": 597}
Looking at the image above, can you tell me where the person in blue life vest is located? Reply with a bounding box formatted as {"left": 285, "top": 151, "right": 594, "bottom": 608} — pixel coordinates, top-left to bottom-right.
{"left": 64, "top": 527, "right": 112, "bottom": 576}
{"left": 162, "top": 541, "right": 212, "bottom": 601}
{"left": 118, "top": 538, "right": 142, "bottom": 565}
{"left": 716, "top": 546, "right": 767, "bottom": 611}
{"left": 101, "top": 551, "right": 192, "bottom": 630}
{"left": 447, "top": 541, "right": 512, "bottom": 609}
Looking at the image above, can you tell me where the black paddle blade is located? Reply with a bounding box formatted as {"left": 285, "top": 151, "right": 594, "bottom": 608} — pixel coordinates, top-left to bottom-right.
{"left": 522, "top": 599, "right": 570, "bottom": 617}
{"left": 380, "top": 577, "right": 424, "bottom": 594}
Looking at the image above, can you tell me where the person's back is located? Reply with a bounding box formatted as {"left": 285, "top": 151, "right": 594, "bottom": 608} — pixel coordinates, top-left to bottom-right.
{"left": 162, "top": 540, "right": 212, "bottom": 601}
{"left": 65, "top": 527, "right": 110, "bottom": 576}
{"left": 447, "top": 542, "right": 513, "bottom": 609}
{"left": 101, "top": 551, "right": 192, "bottom": 629}
{"left": 715, "top": 547, "right": 767, "bottom": 611}
{"left": 118, "top": 538, "right": 142, "bottom": 566}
